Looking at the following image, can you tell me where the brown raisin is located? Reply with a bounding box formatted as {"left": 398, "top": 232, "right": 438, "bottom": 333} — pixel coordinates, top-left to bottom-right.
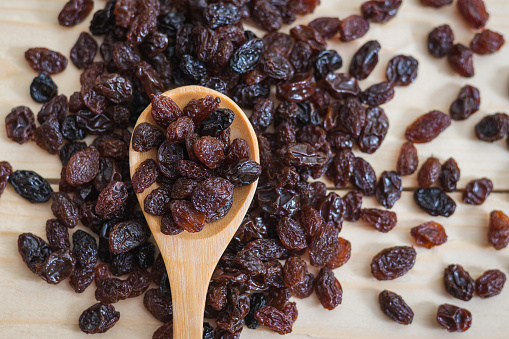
{"left": 443, "top": 264, "right": 475, "bottom": 301}
{"left": 462, "top": 178, "right": 493, "bottom": 205}
{"left": 410, "top": 221, "right": 447, "bottom": 248}
{"left": 371, "top": 246, "right": 416, "bottom": 280}
{"left": 488, "top": 210, "right": 509, "bottom": 250}
{"left": 475, "top": 269, "right": 506, "bottom": 298}
{"left": 378, "top": 290, "right": 414, "bottom": 325}
{"left": 436, "top": 304, "right": 472, "bottom": 332}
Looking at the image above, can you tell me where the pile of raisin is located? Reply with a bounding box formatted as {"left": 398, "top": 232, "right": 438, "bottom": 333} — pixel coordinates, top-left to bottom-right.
{"left": 5, "top": 0, "right": 509, "bottom": 337}
{"left": 132, "top": 94, "right": 261, "bottom": 234}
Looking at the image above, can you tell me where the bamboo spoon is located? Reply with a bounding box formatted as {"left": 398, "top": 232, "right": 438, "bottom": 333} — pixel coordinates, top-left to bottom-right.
{"left": 129, "top": 86, "right": 259, "bottom": 339}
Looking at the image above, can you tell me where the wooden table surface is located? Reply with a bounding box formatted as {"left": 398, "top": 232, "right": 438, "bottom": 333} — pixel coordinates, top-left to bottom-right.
{"left": 1, "top": 0, "right": 509, "bottom": 338}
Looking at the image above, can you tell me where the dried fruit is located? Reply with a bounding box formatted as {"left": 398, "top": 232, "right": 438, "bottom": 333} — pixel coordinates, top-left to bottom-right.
{"left": 488, "top": 210, "right": 509, "bottom": 250}
{"left": 414, "top": 187, "right": 456, "bottom": 217}
{"left": 315, "top": 267, "right": 342, "bottom": 310}
{"left": 447, "top": 44, "right": 474, "bottom": 77}
{"left": 457, "top": 0, "right": 489, "bottom": 29}
{"left": 475, "top": 269, "right": 506, "bottom": 298}
{"left": 79, "top": 303, "right": 120, "bottom": 334}
{"left": 349, "top": 40, "right": 381, "bottom": 80}
{"left": 410, "top": 222, "right": 447, "bottom": 248}
{"left": 470, "top": 29, "right": 504, "bottom": 54}
{"left": 362, "top": 0, "right": 402, "bottom": 23}
{"left": 375, "top": 171, "right": 402, "bottom": 209}
{"left": 9, "top": 170, "right": 53, "bottom": 203}
{"left": 5, "top": 106, "right": 36, "bottom": 144}
{"left": 449, "top": 85, "right": 480, "bottom": 121}
{"left": 444, "top": 264, "right": 475, "bottom": 301}
{"left": 436, "top": 304, "right": 472, "bottom": 332}
{"left": 30, "top": 73, "right": 58, "bottom": 103}
{"left": 462, "top": 178, "right": 493, "bottom": 205}
{"left": 475, "top": 113, "right": 509, "bottom": 142}
{"left": 25, "top": 47, "right": 68, "bottom": 74}
{"left": 378, "top": 290, "right": 414, "bottom": 325}
{"left": 405, "top": 111, "right": 451, "bottom": 143}
{"left": 18, "top": 233, "right": 52, "bottom": 273}
{"left": 361, "top": 208, "right": 397, "bottom": 233}
{"left": 396, "top": 142, "right": 418, "bottom": 176}
{"left": 371, "top": 246, "right": 416, "bottom": 280}
{"left": 428, "top": 24, "right": 454, "bottom": 58}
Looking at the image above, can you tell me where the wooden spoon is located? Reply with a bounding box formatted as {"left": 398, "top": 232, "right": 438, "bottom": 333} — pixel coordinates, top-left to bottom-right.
{"left": 129, "top": 86, "right": 259, "bottom": 338}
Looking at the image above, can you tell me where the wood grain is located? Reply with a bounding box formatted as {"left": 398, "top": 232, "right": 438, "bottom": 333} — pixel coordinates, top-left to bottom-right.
{"left": 0, "top": 0, "right": 509, "bottom": 338}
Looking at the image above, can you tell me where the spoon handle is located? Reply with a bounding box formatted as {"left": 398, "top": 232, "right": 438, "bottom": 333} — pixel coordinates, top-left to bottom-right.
{"left": 168, "top": 260, "right": 216, "bottom": 339}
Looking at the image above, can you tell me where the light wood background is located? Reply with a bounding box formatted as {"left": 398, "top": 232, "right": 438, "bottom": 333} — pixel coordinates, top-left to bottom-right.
{"left": 1, "top": 0, "right": 509, "bottom": 338}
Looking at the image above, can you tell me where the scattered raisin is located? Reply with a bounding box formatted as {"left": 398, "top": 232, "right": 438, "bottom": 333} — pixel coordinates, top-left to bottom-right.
{"left": 378, "top": 290, "right": 414, "bottom": 325}
{"left": 410, "top": 221, "right": 447, "bottom": 248}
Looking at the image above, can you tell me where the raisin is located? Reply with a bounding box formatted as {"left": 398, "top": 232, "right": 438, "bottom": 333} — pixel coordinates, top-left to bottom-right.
{"left": 58, "top": 0, "right": 94, "bottom": 26}
{"left": 276, "top": 73, "right": 317, "bottom": 103}
{"left": 193, "top": 136, "right": 225, "bottom": 169}
{"left": 378, "top": 290, "right": 414, "bottom": 325}
{"left": 314, "top": 50, "right": 342, "bottom": 79}
{"left": 375, "top": 171, "right": 402, "bottom": 209}
{"left": 349, "top": 40, "right": 381, "bottom": 80}
{"left": 261, "top": 54, "right": 295, "bottom": 80}
{"left": 230, "top": 38, "right": 265, "bottom": 74}
{"left": 76, "top": 110, "right": 114, "bottom": 134}
{"left": 361, "top": 208, "right": 397, "bottom": 233}
{"left": 396, "top": 142, "right": 418, "bottom": 176}
{"left": 254, "top": 306, "right": 293, "bottom": 334}
{"left": 25, "top": 47, "right": 68, "bottom": 74}
{"left": 344, "top": 191, "right": 363, "bottom": 222}
{"left": 30, "top": 73, "right": 58, "bottom": 103}
{"left": 349, "top": 157, "right": 376, "bottom": 196}
{"left": 144, "top": 288, "right": 173, "bottom": 322}
{"left": 34, "top": 116, "right": 64, "bottom": 154}
{"left": 177, "top": 160, "right": 210, "bottom": 181}
{"left": 9, "top": 170, "right": 53, "bottom": 203}
{"left": 36, "top": 248, "right": 76, "bottom": 284}
{"left": 276, "top": 217, "right": 307, "bottom": 251}
{"left": 132, "top": 122, "right": 165, "bottom": 152}
{"left": 362, "top": 82, "right": 395, "bottom": 107}
{"left": 5, "top": 106, "right": 36, "bottom": 144}
{"left": 203, "top": 2, "right": 241, "bottom": 29}
{"left": 457, "top": 0, "right": 489, "bottom": 29}
{"left": 386, "top": 55, "right": 418, "bottom": 86}
{"left": 290, "top": 25, "right": 326, "bottom": 52}
{"left": 144, "top": 186, "right": 172, "bottom": 216}
{"left": 70, "top": 264, "right": 95, "bottom": 293}
{"left": 447, "top": 44, "right": 474, "bottom": 77}
{"left": 362, "top": 0, "right": 402, "bottom": 23}
{"left": 428, "top": 24, "right": 454, "bottom": 58}
{"left": 95, "top": 74, "right": 133, "bottom": 104}
{"left": 462, "top": 178, "right": 493, "bottom": 205}
{"left": 79, "top": 303, "right": 120, "bottom": 334}
{"left": 200, "top": 109, "right": 234, "bottom": 136}
{"left": 191, "top": 177, "right": 233, "bottom": 213}
{"left": 449, "top": 85, "right": 480, "bottom": 121}
{"left": 51, "top": 192, "right": 79, "bottom": 228}
{"left": 439, "top": 158, "right": 460, "bottom": 192}
{"left": 417, "top": 157, "right": 441, "bottom": 188}
{"left": 135, "top": 60, "right": 165, "bottom": 97}
{"left": 410, "top": 221, "right": 447, "bottom": 248}
{"left": 109, "top": 221, "right": 150, "bottom": 254}
{"left": 38, "top": 94, "right": 67, "bottom": 124}
{"left": 405, "top": 110, "right": 451, "bottom": 143}
{"left": 414, "top": 187, "right": 456, "bottom": 217}
{"left": 157, "top": 141, "right": 184, "bottom": 179}
{"left": 309, "top": 222, "right": 339, "bottom": 267}
{"left": 61, "top": 115, "right": 87, "bottom": 141}
{"left": 66, "top": 147, "right": 100, "bottom": 186}
{"left": 245, "top": 293, "right": 267, "bottom": 329}
{"left": 371, "top": 246, "right": 416, "bottom": 280}
{"left": 470, "top": 29, "right": 505, "bottom": 54}
{"left": 95, "top": 277, "right": 132, "bottom": 303}
{"left": 309, "top": 17, "right": 340, "bottom": 40}
{"left": 169, "top": 200, "right": 206, "bottom": 233}
{"left": 89, "top": 0, "right": 116, "bottom": 35}
{"left": 222, "top": 160, "right": 262, "bottom": 187}
{"left": 183, "top": 95, "right": 221, "bottom": 126}
{"left": 475, "top": 113, "right": 509, "bottom": 142}
{"left": 95, "top": 181, "right": 128, "bottom": 216}
{"left": 289, "top": 41, "right": 313, "bottom": 74}
{"left": 251, "top": 0, "right": 283, "bottom": 32}
{"left": 339, "top": 15, "right": 369, "bottom": 42}
{"left": 72, "top": 229, "right": 98, "bottom": 269}
{"left": 70, "top": 32, "right": 97, "bottom": 69}
{"left": 326, "top": 149, "right": 354, "bottom": 188}
{"left": 132, "top": 159, "right": 159, "bottom": 194}
{"left": 314, "top": 267, "right": 342, "bottom": 310}
{"left": 488, "top": 210, "right": 509, "bottom": 250}
{"left": 326, "top": 237, "right": 351, "bottom": 269}
{"left": 360, "top": 107, "right": 389, "bottom": 153}
{"left": 436, "top": 304, "right": 472, "bottom": 332}
{"left": 475, "top": 269, "right": 506, "bottom": 298}
{"left": 444, "top": 264, "right": 475, "bottom": 301}
{"left": 18, "top": 233, "right": 52, "bottom": 273}
{"left": 421, "top": 0, "right": 452, "bottom": 7}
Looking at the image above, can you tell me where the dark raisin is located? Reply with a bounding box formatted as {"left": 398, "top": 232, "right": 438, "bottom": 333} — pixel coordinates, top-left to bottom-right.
{"left": 222, "top": 160, "right": 262, "bottom": 188}
{"left": 405, "top": 110, "right": 451, "bottom": 143}
{"left": 444, "top": 264, "right": 475, "bottom": 301}
{"left": 95, "top": 74, "right": 133, "bottom": 104}
{"left": 349, "top": 40, "right": 381, "bottom": 80}
{"left": 362, "top": 0, "right": 402, "bottom": 23}
{"left": 417, "top": 156, "right": 441, "bottom": 188}
{"left": 251, "top": 0, "right": 283, "bottom": 32}
{"left": 326, "top": 149, "right": 354, "bottom": 188}
{"left": 439, "top": 158, "right": 461, "bottom": 192}
{"left": 414, "top": 187, "right": 456, "bottom": 217}
{"left": 72, "top": 229, "right": 98, "bottom": 269}
{"left": 183, "top": 95, "right": 221, "bottom": 126}
{"left": 132, "top": 122, "right": 165, "bottom": 152}
{"left": 61, "top": 115, "right": 87, "bottom": 141}
{"left": 449, "top": 85, "right": 480, "bottom": 120}
{"left": 290, "top": 24, "right": 326, "bottom": 52}
{"left": 359, "top": 106, "right": 389, "bottom": 154}
{"left": 193, "top": 136, "right": 225, "bottom": 169}
{"left": 51, "top": 192, "right": 79, "bottom": 228}
{"left": 89, "top": 0, "right": 116, "bottom": 35}
{"left": 410, "top": 221, "right": 447, "bottom": 248}
{"left": 349, "top": 157, "right": 376, "bottom": 196}
{"left": 79, "top": 303, "right": 120, "bottom": 334}
{"left": 95, "top": 181, "right": 128, "bottom": 216}
{"left": 371, "top": 246, "right": 416, "bottom": 280}
{"left": 30, "top": 73, "right": 58, "bottom": 103}
{"left": 314, "top": 50, "right": 342, "bottom": 79}
{"left": 200, "top": 109, "right": 234, "bottom": 136}
{"left": 378, "top": 290, "right": 414, "bottom": 325}
{"left": 254, "top": 306, "right": 293, "bottom": 334}
{"left": 9, "top": 170, "right": 53, "bottom": 203}
{"left": 17, "top": 232, "right": 52, "bottom": 273}
{"left": 58, "top": 0, "right": 94, "bottom": 26}
{"left": 70, "top": 32, "right": 97, "bottom": 69}
{"left": 38, "top": 94, "right": 67, "bottom": 124}
{"left": 475, "top": 113, "right": 509, "bottom": 142}
{"left": 360, "top": 82, "right": 395, "bottom": 106}
{"left": 132, "top": 159, "right": 159, "bottom": 194}
{"left": 309, "top": 17, "right": 340, "bottom": 40}
{"left": 276, "top": 73, "right": 317, "bottom": 103}
{"left": 36, "top": 248, "right": 76, "bottom": 284}
{"left": 34, "top": 115, "right": 63, "bottom": 154}
{"left": 230, "top": 38, "right": 264, "bottom": 74}
{"left": 386, "top": 55, "right": 418, "bottom": 86}
{"left": 309, "top": 222, "right": 339, "bottom": 267}
{"left": 323, "top": 73, "right": 360, "bottom": 99}
{"left": 25, "top": 48, "right": 68, "bottom": 74}
{"left": 475, "top": 269, "right": 506, "bottom": 298}
{"left": 157, "top": 141, "right": 184, "bottom": 179}
{"left": 375, "top": 171, "right": 402, "bottom": 209}
{"left": 344, "top": 191, "right": 362, "bottom": 222}
{"left": 488, "top": 210, "right": 509, "bottom": 250}
{"left": 276, "top": 217, "right": 307, "bottom": 251}
{"left": 339, "top": 15, "right": 369, "bottom": 42}
{"left": 203, "top": 2, "right": 241, "bottom": 29}
{"left": 5, "top": 106, "right": 36, "bottom": 144}
{"left": 361, "top": 208, "right": 397, "bottom": 233}
{"left": 109, "top": 220, "right": 150, "bottom": 254}
{"left": 428, "top": 24, "right": 455, "bottom": 58}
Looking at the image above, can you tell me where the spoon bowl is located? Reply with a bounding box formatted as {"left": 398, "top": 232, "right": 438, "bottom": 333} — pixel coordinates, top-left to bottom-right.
{"left": 129, "top": 86, "right": 259, "bottom": 339}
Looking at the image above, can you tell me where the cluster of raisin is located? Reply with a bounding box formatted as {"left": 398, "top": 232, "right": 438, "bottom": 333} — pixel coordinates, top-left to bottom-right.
{"left": 424, "top": 0, "right": 504, "bottom": 77}
{"left": 132, "top": 94, "right": 261, "bottom": 234}
{"left": 5, "top": 0, "right": 509, "bottom": 337}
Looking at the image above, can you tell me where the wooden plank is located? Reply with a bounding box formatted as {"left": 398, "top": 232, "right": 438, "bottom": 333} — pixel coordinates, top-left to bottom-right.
{"left": 0, "top": 0, "right": 509, "bottom": 338}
